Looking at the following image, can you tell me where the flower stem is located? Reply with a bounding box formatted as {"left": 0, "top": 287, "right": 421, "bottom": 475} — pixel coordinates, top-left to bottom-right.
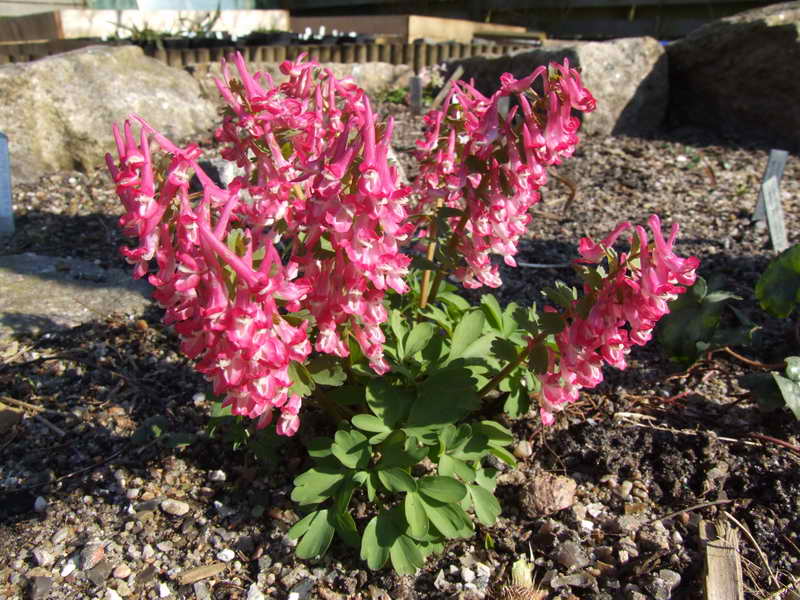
{"left": 425, "top": 210, "right": 470, "bottom": 307}
{"left": 478, "top": 333, "right": 546, "bottom": 399}
{"left": 419, "top": 201, "right": 443, "bottom": 310}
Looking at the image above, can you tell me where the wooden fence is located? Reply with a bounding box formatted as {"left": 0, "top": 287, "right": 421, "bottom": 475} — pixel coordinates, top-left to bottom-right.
{"left": 0, "top": 39, "right": 541, "bottom": 73}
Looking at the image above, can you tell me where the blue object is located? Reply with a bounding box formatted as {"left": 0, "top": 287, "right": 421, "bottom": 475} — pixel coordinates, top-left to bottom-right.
{"left": 0, "top": 132, "right": 12, "bottom": 236}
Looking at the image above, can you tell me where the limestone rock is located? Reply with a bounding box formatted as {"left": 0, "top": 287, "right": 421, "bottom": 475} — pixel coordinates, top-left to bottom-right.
{"left": 0, "top": 45, "right": 217, "bottom": 184}
{"left": 519, "top": 470, "right": 577, "bottom": 517}
{"left": 448, "top": 37, "right": 668, "bottom": 137}
{"left": 667, "top": 2, "right": 800, "bottom": 150}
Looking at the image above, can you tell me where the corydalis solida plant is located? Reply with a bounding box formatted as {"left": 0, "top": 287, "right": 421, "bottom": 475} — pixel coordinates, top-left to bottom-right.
{"left": 108, "top": 53, "right": 699, "bottom": 572}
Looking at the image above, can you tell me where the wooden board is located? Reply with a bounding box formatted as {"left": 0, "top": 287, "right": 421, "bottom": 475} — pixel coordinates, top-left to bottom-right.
{"left": 700, "top": 518, "right": 744, "bottom": 600}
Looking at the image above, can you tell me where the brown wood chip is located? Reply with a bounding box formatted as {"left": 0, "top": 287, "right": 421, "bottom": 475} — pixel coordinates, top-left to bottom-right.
{"left": 176, "top": 562, "right": 227, "bottom": 585}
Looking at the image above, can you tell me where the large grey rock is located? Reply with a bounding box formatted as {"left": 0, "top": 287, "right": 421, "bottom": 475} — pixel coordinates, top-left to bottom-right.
{"left": 448, "top": 37, "right": 668, "bottom": 137}
{"left": 0, "top": 45, "right": 217, "bottom": 184}
{"left": 667, "top": 2, "right": 800, "bottom": 150}
{"left": 0, "top": 253, "right": 151, "bottom": 344}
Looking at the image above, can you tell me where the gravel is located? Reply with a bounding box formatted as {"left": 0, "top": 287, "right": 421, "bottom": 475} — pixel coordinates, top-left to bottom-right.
{"left": 1, "top": 104, "right": 799, "bottom": 599}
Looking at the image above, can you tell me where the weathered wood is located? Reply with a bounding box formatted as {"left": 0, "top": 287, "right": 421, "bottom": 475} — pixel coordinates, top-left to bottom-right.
{"left": 700, "top": 518, "right": 744, "bottom": 600}
{"left": 430, "top": 65, "right": 464, "bottom": 111}
{"left": 763, "top": 177, "right": 788, "bottom": 254}
{"left": 754, "top": 149, "right": 789, "bottom": 222}
{"left": 176, "top": 562, "right": 227, "bottom": 586}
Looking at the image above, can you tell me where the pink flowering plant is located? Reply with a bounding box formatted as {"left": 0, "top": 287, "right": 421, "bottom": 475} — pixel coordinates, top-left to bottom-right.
{"left": 107, "top": 53, "right": 699, "bottom": 573}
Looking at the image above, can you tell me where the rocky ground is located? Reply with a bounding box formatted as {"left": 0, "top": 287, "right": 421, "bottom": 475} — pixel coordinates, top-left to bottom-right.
{"left": 1, "top": 104, "right": 799, "bottom": 600}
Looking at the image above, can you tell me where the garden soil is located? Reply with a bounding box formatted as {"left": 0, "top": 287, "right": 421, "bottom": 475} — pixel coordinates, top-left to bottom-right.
{"left": 1, "top": 104, "right": 799, "bottom": 600}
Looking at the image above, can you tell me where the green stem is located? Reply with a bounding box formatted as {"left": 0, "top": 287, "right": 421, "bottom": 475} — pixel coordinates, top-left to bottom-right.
{"left": 478, "top": 333, "right": 546, "bottom": 399}
{"left": 425, "top": 211, "right": 470, "bottom": 307}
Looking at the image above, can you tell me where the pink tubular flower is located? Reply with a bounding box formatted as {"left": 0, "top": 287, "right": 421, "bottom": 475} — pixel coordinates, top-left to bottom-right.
{"left": 414, "top": 59, "right": 596, "bottom": 290}
{"left": 107, "top": 54, "right": 413, "bottom": 435}
{"left": 537, "top": 215, "right": 699, "bottom": 425}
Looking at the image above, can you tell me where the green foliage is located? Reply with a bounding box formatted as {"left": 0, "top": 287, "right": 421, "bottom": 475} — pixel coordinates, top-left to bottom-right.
{"left": 657, "top": 276, "right": 755, "bottom": 365}
{"left": 756, "top": 244, "right": 800, "bottom": 318}
{"left": 660, "top": 250, "right": 800, "bottom": 420}
{"left": 288, "top": 319, "right": 518, "bottom": 573}
{"left": 741, "top": 356, "right": 800, "bottom": 420}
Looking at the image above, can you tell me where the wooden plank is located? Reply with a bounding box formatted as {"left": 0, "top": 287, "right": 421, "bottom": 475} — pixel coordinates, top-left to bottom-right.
{"left": 430, "top": 65, "right": 463, "bottom": 111}
{"left": 754, "top": 149, "right": 789, "bottom": 222}
{"left": 763, "top": 178, "right": 789, "bottom": 254}
{"left": 700, "top": 519, "right": 744, "bottom": 600}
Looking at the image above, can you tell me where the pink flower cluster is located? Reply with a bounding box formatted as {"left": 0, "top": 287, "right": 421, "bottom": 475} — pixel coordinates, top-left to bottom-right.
{"left": 538, "top": 215, "right": 700, "bottom": 425}
{"left": 106, "top": 54, "right": 411, "bottom": 434}
{"left": 414, "top": 59, "right": 596, "bottom": 288}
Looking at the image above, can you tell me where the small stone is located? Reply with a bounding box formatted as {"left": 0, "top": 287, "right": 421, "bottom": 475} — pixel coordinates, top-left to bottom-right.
{"left": 156, "top": 541, "right": 173, "bottom": 552}
{"left": 520, "top": 471, "right": 577, "bottom": 517}
{"left": 60, "top": 556, "right": 77, "bottom": 577}
{"left": 33, "top": 497, "right": 48, "bottom": 513}
{"left": 616, "top": 480, "right": 633, "bottom": 500}
{"left": 512, "top": 440, "right": 533, "bottom": 459}
{"left": 106, "top": 589, "right": 123, "bottom": 600}
{"left": 213, "top": 500, "right": 236, "bottom": 518}
{"left": 117, "top": 581, "right": 132, "bottom": 597}
{"left": 113, "top": 564, "right": 132, "bottom": 579}
{"left": 160, "top": 499, "right": 190, "bottom": 516}
{"left": 142, "top": 544, "right": 155, "bottom": 560}
{"left": 246, "top": 583, "right": 266, "bottom": 600}
{"left": 32, "top": 548, "right": 54, "bottom": 567}
{"left": 158, "top": 582, "right": 171, "bottom": 597}
{"left": 550, "top": 572, "right": 598, "bottom": 590}
{"left": 80, "top": 541, "right": 106, "bottom": 570}
{"left": 208, "top": 470, "right": 227, "bottom": 482}
{"left": 217, "top": 548, "right": 236, "bottom": 562}
{"left": 288, "top": 578, "right": 315, "bottom": 600}
{"left": 433, "top": 569, "right": 448, "bottom": 591}
{"left": 460, "top": 567, "right": 476, "bottom": 584}
{"left": 137, "top": 564, "right": 158, "bottom": 585}
{"left": 28, "top": 575, "right": 52, "bottom": 600}
{"left": 658, "top": 569, "right": 681, "bottom": 589}
{"left": 475, "top": 562, "right": 492, "bottom": 580}
{"left": 51, "top": 527, "right": 70, "bottom": 545}
{"left": 86, "top": 559, "right": 113, "bottom": 587}
{"left": 193, "top": 582, "right": 212, "bottom": 600}
{"left": 556, "top": 540, "right": 589, "bottom": 570}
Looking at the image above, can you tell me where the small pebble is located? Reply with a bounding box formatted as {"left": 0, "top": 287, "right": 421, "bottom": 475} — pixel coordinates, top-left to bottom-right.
{"left": 106, "top": 589, "right": 123, "bottom": 600}
{"left": 160, "top": 499, "right": 190, "bottom": 516}
{"left": 61, "top": 556, "right": 77, "bottom": 577}
{"left": 113, "top": 564, "right": 132, "bottom": 579}
{"left": 460, "top": 566, "right": 476, "bottom": 584}
{"left": 158, "top": 582, "right": 171, "bottom": 597}
{"left": 29, "top": 576, "right": 53, "bottom": 600}
{"left": 51, "top": 527, "right": 70, "bottom": 545}
{"left": 33, "top": 496, "right": 48, "bottom": 513}
{"left": 80, "top": 541, "right": 106, "bottom": 570}
{"left": 208, "top": 470, "right": 227, "bottom": 482}
{"left": 246, "top": 583, "right": 266, "bottom": 600}
{"left": 217, "top": 548, "right": 236, "bottom": 562}
{"left": 513, "top": 440, "right": 533, "bottom": 459}
{"left": 33, "top": 548, "right": 54, "bottom": 567}
{"left": 615, "top": 480, "right": 633, "bottom": 500}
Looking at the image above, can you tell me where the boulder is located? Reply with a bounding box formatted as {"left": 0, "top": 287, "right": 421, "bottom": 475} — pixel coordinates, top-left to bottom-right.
{"left": 667, "top": 2, "right": 800, "bottom": 150}
{"left": 447, "top": 37, "right": 668, "bottom": 137}
{"left": 0, "top": 45, "right": 217, "bottom": 184}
